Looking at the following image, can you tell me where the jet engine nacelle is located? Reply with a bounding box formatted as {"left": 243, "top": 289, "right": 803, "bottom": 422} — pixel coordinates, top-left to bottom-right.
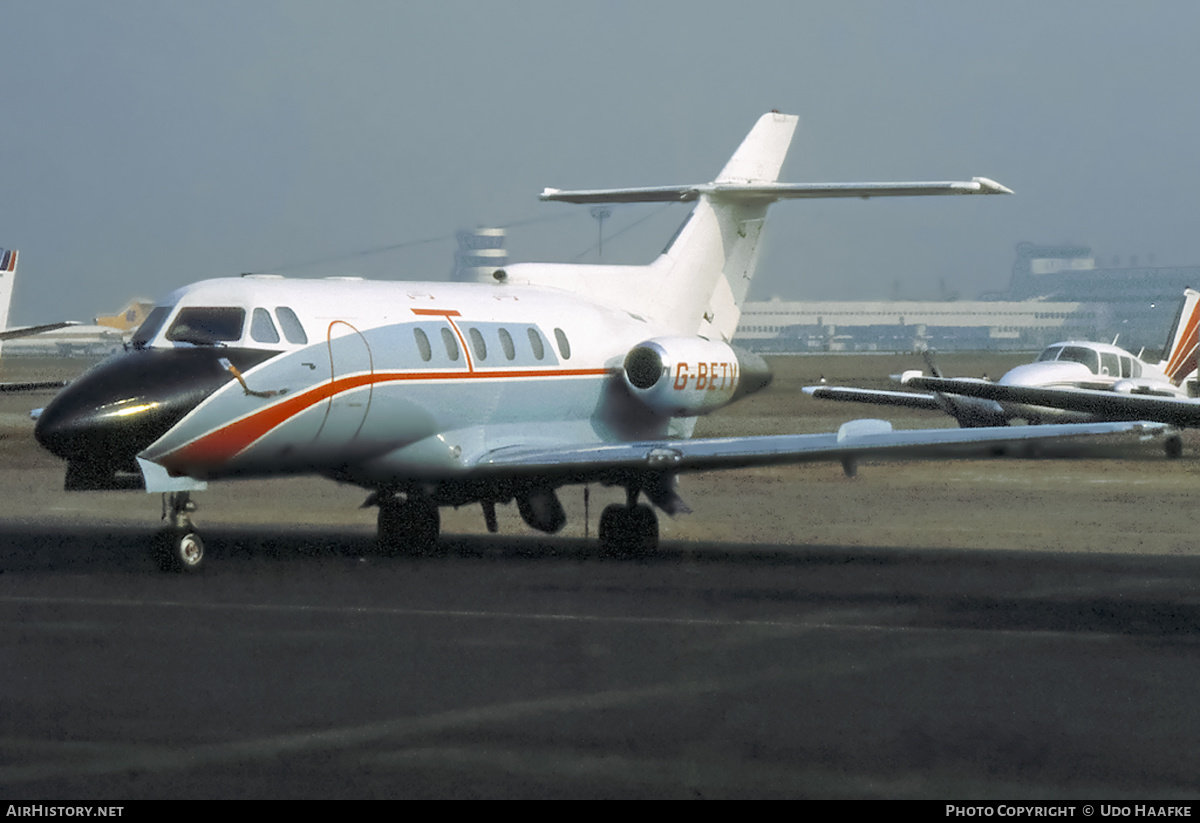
{"left": 622, "top": 336, "right": 773, "bottom": 416}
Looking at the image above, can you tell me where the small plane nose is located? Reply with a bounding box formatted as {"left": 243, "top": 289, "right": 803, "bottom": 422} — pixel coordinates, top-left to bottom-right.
{"left": 35, "top": 348, "right": 274, "bottom": 478}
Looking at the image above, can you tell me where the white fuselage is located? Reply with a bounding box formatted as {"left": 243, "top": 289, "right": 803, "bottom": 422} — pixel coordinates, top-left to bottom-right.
{"left": 134, "top": 276, "right": 703, "bottom": 484}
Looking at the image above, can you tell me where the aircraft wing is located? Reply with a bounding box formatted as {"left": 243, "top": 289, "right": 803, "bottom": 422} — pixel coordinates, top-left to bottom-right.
{"left": 906, "top": 376, "right": 1200, "bottom": 428}
{"left": 0, "top": 380, "right": 68, "bottom": 392}
{"left": 803, "top": 385, "right": 943, "bottom": 411}
{"left": 476, "top": 419, "right": 1157, "bottom": 481}
{"left": 0, "top": 321, "right": 80, "bottom": 341}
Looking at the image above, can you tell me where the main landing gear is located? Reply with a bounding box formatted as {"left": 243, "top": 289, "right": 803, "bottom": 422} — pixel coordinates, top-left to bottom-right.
{"left": 1165, "top": 433, "right": 1184, "bottom": 460}
{"left": 376, "top": 493, "right": 441, "bottom": 556}
{"left": 154, "top": 491, "right": 204, "bottom": 573}
{"left": 598, "top": 488, "right": 659, "bottom": 558}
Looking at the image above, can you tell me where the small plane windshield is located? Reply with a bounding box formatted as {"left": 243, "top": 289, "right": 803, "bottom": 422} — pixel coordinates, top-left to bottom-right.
{"left": 1036, "top": 346, "right": 1064, "bottom": 362}
{"left": 1057, "top": 345, "right": 1100, "bottom": 374}
{"left": 166, "top": 307, "right": 246, "bottom": 346}
{"left": 130, "top": 306, "right": 172, "bottom": 348}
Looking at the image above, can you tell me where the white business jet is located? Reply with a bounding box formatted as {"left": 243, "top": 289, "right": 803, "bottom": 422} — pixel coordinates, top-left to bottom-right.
{"left": 806, "top": 288, "right": 1200, "bottom": 456}
{"left": 33, "top": 113, "right": 1145, "bottom": 571}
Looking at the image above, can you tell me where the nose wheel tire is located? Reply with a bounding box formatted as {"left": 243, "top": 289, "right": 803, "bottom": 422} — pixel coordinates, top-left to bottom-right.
{"left": 154, "top": 528, "right": 205, "bottom": 573}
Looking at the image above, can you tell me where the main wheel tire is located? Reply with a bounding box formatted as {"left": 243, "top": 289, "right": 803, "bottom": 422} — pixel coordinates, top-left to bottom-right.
{"left": 628, "top": 504, "right": 659, "bottom": 554}
{"left": 598, "top": 504, "right": 658, "bottom": 557}
{"left": 377, "top": 498, "right": 441, "bottom": 556}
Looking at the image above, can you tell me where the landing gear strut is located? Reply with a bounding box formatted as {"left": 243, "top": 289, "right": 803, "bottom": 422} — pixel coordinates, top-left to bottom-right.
{"left": 154, "top": 491, "right": 204, "bottom": 573}
{"left": 376, "top": 493, "right": 441, "bottom": 556}
{"left": 1165, "top": 434, "right": 1184, "bottom": 460}
{"left": 598, "top": 487, "right": 659, "bottom": 557}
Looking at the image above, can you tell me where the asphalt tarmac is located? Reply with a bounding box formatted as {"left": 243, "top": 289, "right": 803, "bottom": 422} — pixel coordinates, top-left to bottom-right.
{"left": 3, "top": 354, "right": 1200, "bottom": 799}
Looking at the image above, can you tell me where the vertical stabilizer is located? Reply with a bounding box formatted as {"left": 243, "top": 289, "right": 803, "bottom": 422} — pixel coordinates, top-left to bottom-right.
{"left": 1159, "top": 288, "right": 1200, "bottom": 385}
{"left": 652, "top": 112, "right": 799, "bottom": 339}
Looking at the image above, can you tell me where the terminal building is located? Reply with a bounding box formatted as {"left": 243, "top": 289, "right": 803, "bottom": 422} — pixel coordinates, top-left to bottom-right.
{"left": 735, "top": 243, "right": 1200, "bottom": 355}
{"left": 734, "top": 298, "right": 1106, "bottom": 354}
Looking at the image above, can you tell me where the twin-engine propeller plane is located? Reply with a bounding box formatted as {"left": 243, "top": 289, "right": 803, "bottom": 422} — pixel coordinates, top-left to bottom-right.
{"left": 33, "top": 113, "right": 1151, "bottom": 571}
{"left": 805, "top": 288, "right": 1200, "bottom": 457}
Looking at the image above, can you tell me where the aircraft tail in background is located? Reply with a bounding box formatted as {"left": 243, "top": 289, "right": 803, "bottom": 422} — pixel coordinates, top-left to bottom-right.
{"left": 0, "top": 249, "right": 19, "bottom": 351}
{"left": 0, "top": 249, "right": 80, "bottom": 349}
{"left": 1158, "top": 287, "right": 1200, "bottom": 386}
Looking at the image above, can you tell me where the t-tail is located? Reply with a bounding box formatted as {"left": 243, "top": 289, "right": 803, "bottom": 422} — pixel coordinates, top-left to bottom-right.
{"left": 535, "top": 112, "right": 1012, "bottom": 341}
{"left": 1158, "top": 287, "right": 1200, "bottom": 386}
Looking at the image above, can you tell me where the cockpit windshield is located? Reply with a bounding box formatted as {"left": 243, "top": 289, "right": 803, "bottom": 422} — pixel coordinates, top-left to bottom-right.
{"left": 130, "top": 306, "right": 171, "bottom": 349}
{"left": 1036, "top": 346, "right": 1064, "bottom": 362}
{"left": 166, "top": 307, "right": 246, "bottom": 346}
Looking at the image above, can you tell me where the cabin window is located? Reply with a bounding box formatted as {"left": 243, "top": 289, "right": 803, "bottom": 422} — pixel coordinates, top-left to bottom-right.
{"left": 250, "top": 308, "right": 280, "bottom": 344}
{"left": 553, "top": 327, "right": 571, "bottom": 360}
{"left": 1119, "top": 355, "right": 1134, "bottom": 379}
{"left": 441, "top": 327, "right": 460, "bottom": 361}
{"left": 1058, "top": 345, "right": 1100, "bottom": 374}
{"left": 498, "top": 328, "right": 515, "bottom": 360}
{"left": 468, "top": 327, "right": 487, "bottom": 361}
{"left": 527, "top": 327, "right": 545, "bottom": 360}
{"left": 1099, "top": 352, "right": 1119, "bottom": 377}
{"left": 131, "top": 306, "right": 171, "bottom": 348}
{"left": 275, "top": 307, "right": 308, "bottom": 345}
{"left": 413, "top": 328, "right": 432, "bottom": 362}
{"left": 166, "top": 307, "right": 246, "bottom": 345}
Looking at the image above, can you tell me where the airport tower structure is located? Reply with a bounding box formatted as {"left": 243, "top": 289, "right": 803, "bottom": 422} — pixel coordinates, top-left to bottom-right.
{"left": 452, "top": 227, "right": 508, "bottom": 283}
{"left": 981, "top": 242, "right": 1200, "bottom": 356}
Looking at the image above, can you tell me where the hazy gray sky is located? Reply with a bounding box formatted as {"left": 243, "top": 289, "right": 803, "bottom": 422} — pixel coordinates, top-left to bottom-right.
{"left": 4, "top": 1, "right": 1200, "bottom": 324}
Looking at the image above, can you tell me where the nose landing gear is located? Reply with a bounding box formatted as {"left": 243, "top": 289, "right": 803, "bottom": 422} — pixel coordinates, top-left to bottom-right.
{"left": 154, "top": 491, "right": 204, "bottom": 573}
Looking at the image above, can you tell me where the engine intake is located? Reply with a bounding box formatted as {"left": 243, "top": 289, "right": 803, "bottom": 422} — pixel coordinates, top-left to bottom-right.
{"left": 621, "top": 336, "right": 772, "bottom": 416}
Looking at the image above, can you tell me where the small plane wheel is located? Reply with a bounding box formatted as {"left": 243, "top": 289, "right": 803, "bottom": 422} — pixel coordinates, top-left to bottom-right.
{"left": 598, "top": 504, "right": 659, "bottom": 557}
{"left": 377, "top": 497, "right": 441, "bottom": 556}
{"left": 154, "top": 528, "right": 205, "bottom": 573}
{"left": 1165, "top": 435, "right": 1184, "bottom": 460}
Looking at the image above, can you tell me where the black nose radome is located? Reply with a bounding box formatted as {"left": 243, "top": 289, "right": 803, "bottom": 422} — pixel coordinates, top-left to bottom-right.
{"left": 35, "top": 347, "right": 276, "bottom": 470}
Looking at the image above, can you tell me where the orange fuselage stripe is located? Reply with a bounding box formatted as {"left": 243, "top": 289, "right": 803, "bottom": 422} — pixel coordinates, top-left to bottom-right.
{"left": 162, "top": 366, "right": 610, "bottom": 468}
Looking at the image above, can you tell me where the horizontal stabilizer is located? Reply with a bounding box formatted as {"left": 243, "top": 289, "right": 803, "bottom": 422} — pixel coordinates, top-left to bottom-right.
{"left": 540, "top": 177, "right": 1012, "bottom": 205}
